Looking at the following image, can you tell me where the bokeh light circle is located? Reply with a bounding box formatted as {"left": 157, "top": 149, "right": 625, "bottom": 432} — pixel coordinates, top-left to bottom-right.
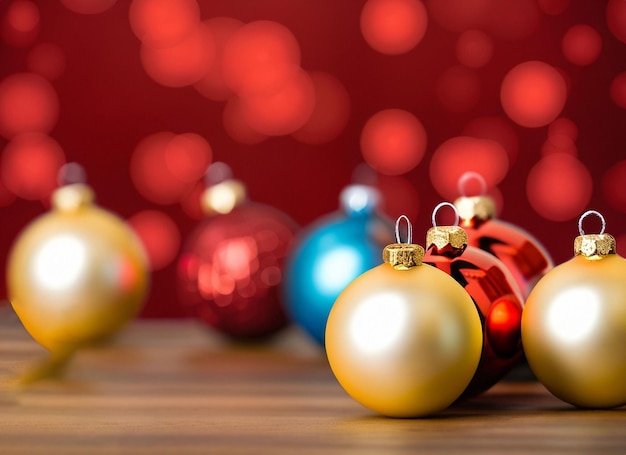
{"left": 360, "top": 109, "right": 427, "bottom": 176}
{"left": 486, "top": 0, "right": 540, "bottom": 40}
{"left": 129, "top": 0, "right": 200, "bottom": 48}
{"left": 537, "top": 0, "right": 570, "bottom": 16}
{"left": 456, "top": 29, "right": 493, "bottom": 68}
{"left": 128, "top": 210, "right": 181, "bottom": 270}
{"left": 544, "top": 117, "right": 578, "bottom": 156}
{"left": 0, "top": 72, "right": 59, "bottom": 139}
{"left": 607, "top": 0, "right": 626, "bottom": 45}
{"left": 60, "top": 0, "right": 117, "bottom": 15}
{"left": 548, "top": 117, "right": 578, "bottom": 143}
{"left": 194, "top": 17, "right": 244, "bottom": 101}
{"left": 27, "top": 43, "right": 66, "bottom": 81}
{"left": 222, "top": 20, "right": 301, "bottom": 96}
{"left": 240, "top": 68, "right": 315, "bottom": 136}
{"left": 130, "top": 132, "right": 212, "bottom": 204}
{"left": 500, "top": 60, "right": 567, "bottom": 128}
{"left": 602, "top": 160, "right": 626, "bottom": 213}
{"left": 2, "top": 0, "right": 39, "bottom": 47}
{"left": 436, "top": 65, "right": 481, "bottom": 113}
{"left": 462, "top": 116, "right": 519, "bottom": 165}
{"left": 140, "top": 24, "right": 216, "bottom": 88}
{"left": 428, "top": 0, "right": 492, "bottom": 32}
{"left": 430, "top": 136, "right": 509, "bottom": 200}
{"left": 562, "top": 25, "right": 602, "bottom": 66}
{"left": 526, "top": 153, "right": 592, "bottom": 221}
{"left": 222, "top": 97, "right": 268, "bottom": 145}
{"left": 180, "top": 181, "right": 205, "bottom": 220}
{"left": 1, "top": 133, "right": 65, "bottom": 200}
{"left": 165, "top": 133, "right": 213, "bottom": 183}
{"left": 360, "top": 0, "right": 428, "bottom": 55}
{"left": 609, "top": 72, "right": 626, "bottom": 110}
{"left": 292, "top": 71, "right": 351, "bottom": 145}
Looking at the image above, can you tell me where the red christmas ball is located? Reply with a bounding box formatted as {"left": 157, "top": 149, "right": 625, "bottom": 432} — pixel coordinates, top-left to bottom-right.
{"left": 177, "top": 168, "right": 297, "bottom": 338}
{"left": 424, "top": 221, "right": 524, "bottom": 397}
{"left": 454, "top": 175, "right": 552, "bottom": 298}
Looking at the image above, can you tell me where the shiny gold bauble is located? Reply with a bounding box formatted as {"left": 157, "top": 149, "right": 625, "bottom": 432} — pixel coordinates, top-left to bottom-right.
{"left": 522, "top": 235, "right": 626, "bottom": 408}
{"left": 325, "top": 243, "right": 483, "bottom": 418}
{"left": 8, "top": 184, "right": 149, "bottom": 354}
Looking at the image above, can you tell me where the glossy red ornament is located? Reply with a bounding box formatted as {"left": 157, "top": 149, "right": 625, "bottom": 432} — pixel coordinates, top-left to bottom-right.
{"left": 424, "top": 202, "right": 525, "bottom": 397}
{"left": 177, "top": 163, "right": 298, "bottom": 338}
{"left": 454, "top": 172, "right": 552, "bottom": 298}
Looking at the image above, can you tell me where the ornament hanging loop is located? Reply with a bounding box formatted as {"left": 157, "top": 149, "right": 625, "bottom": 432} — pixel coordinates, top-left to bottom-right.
{"left": 395, "top": 215, "right": 412, "bottom": 244}
{"left": 385, "top": 215, "right": 424, "bottom": 270}
{"left": 57, "top": 162, "right": 87, "bottom": 186}
{"left": 427, "top": 203, "right": 467, "bottom": 253}
{"left": 457, "top": 171, "right": 487, "bottom": 197}
{"left": 578, "top": 210, "right": 606, "bottom": 236}
{"left": 432, "top": 202, "right": 460, "bottom": 228}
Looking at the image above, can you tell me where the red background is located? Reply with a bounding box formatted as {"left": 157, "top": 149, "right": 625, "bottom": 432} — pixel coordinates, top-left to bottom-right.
{"left": 1, "top": 0, "right": 625, "bottom": 318}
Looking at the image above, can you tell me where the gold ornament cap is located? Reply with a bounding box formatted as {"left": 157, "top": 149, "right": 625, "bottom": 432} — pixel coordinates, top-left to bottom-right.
{"left": 454, "top": 195, "right": 496, "bottom": 223}
{"left": 427, "top": 226, "right": 468, "bottom": 251}
{"left": 383, "top": 243, "right": 425, "bottom": 270}
{"left": 383, "top": 215, "right": 424, "bottom": 270}
{"left": 52, "top": 163, "right": 94, "bottom": 212}
{"left": 52, "top": 184, "right": 95, "bottom": 212}
{"left": 574, "top": 210, "right": 616, "bottom": 259}
{"left": 200, "top": 162, "right": 247, "bottom": 215}
{"left": 454, "top": 172, "right": 495, "bottom": 225}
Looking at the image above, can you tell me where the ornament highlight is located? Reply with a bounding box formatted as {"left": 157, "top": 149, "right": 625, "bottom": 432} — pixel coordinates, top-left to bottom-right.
{"left": 325, "top": 216, "right": 482, "bottom": 417}
{"left": 423, "top": 202, "right": 524, "bottom": 397}
{"left": 177, "top": 162, "right": 298, "bottom": 338}
{"left": 8, "top": 164, "right": 149, "bottom": 381}
{"left": 454, "top": 172, "right": 553, "bottom": 297}
{"left": 522, "top": 210, "right": 626, "bottom": 409}
{"left": 283, "top": 183, "right": 392, "bottom": 345}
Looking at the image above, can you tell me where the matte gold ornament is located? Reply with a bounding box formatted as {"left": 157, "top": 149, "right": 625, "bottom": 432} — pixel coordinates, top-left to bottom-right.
{"left": 7, "top": 165, "right": 149, "bottom": 382}
{"left": 325, "top": 216, "right": 482, "bottom": 418}
{"left": 522, "top": 210, "right": 626, "bottom": 408}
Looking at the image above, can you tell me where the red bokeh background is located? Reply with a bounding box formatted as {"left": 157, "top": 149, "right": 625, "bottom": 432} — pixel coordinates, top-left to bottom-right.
{"left": 1, "top": 0, "right": 625, "bottom": 317}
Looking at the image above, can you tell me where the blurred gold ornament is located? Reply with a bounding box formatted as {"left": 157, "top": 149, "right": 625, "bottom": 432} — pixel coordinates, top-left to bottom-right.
{"left": 522, "top": 210, "right": 626, "bottom": 408}
{"left": 7, "top": 167, "right": 149, "bottom": 382}
{"left": 325, "top": 216, "right": 482, "bottom": 417}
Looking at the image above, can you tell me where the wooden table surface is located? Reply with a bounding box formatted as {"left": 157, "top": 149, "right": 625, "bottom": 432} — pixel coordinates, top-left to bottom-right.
{"left": 1, "top": 306, "right": 625, "bottom": 455}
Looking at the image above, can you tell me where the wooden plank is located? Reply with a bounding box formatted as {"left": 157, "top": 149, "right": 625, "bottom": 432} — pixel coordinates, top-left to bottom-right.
{"left": 0, "top": 312, "right": 625, "bottom": 454}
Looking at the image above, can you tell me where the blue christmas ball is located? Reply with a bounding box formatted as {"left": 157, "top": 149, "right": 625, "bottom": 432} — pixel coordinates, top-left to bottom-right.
{"left": 283, "top": 185, "right": 393, "bottom": 346}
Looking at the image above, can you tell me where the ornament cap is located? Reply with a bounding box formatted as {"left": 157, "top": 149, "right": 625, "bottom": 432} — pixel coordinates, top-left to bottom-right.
{"left": 201, "top": 179, "right": 247, "bottom": 215}
{"left": 52, "top": 183, "right": 95, "bottom": 212}
{"left": 426, "top": 226, "right": 468, "bottom": 254}
{"left": 574, "top": 234, "right": 616, "bottom": 258}
{"left": 575, "top": 210, "right": 615, "bottom": 259}
{"left": 454, "top": 195, "right": 496, "bottom": 225}
{"left": 383, "top": 243, "right": 424, "bottom": 270}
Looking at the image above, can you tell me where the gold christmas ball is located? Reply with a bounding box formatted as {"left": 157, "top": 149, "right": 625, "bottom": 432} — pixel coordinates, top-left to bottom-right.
{"left": 325, "top": 243, "right": 482, "bottom": 418}
{"left": 522, "top": 233, "right": 626, "bottom": 408}
{"left": 8, "top": 184, "right": 149, "bottom": 353}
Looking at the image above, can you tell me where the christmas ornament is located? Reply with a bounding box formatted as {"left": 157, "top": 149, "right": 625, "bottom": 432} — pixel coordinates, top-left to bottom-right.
{"left": 423, "top": 202, "right": 524, "bottom": 397}
{"left": 522, "top": 210, "right": 626, "bottom": 409}
{"left": 282, "top": 183, "right": 393, "bottom": 345}
{"left": 177, "top": 162, "right": 298, "bottom": 339}
{"left": 454, "top": 172, "right": 553, "bottom": 297}
{"left": 7, "top": 164, "right": 149, "bottom": 381}
{"left": 325, "top": 216, "right": 482, "bottom": 418}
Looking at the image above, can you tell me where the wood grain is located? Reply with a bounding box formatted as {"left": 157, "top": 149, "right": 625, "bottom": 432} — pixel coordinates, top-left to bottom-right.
{"left": 1, "top": 308, "right": 625, "bottom": 454}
